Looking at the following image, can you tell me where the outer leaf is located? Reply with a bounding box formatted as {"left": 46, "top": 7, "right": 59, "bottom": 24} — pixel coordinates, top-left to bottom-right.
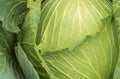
{"left": 0, "top": 54, "right": 24, "bottom": 79}
{"left": 0, "top": 26, "right": 15, "bottom": 55}
{"left": 0, "top": 0, "right": 27, "bottom": 33}
{"left": 15, "top": 44, "right": 40, "bottom": 79}
{"left": 37, "top": 0, "right": 112, "bottom": 53}
{"left": 0, "top": 26, "right": 25, "bottom": 79}
{"left": 0, "top": 52, "right": 25, "bottom": 79}
{"left": 21, "top": 44, "right": 49, "bottom": 79}
{"left": 18, "top": 0, "right": 49, "bottom": 78}
{"left": 40, "top": 17, "right": 118, "bottom": 79}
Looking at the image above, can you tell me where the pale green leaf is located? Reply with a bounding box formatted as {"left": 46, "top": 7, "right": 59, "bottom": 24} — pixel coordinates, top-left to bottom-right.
{"left": 37, "top": 0, "right": 112, "bottom": 53}
{"left": 40, "top": 17, "right": 118, "bottom": 79}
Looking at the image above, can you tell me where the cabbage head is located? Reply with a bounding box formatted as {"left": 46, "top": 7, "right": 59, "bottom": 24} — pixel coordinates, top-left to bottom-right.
{"left": 0, "top": 0, "right": 120, "bottom": 79}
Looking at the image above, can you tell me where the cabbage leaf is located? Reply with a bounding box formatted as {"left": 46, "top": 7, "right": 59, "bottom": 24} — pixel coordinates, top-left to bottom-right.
{"left": 0, "top": 26, "right": 25, "bottom": 79}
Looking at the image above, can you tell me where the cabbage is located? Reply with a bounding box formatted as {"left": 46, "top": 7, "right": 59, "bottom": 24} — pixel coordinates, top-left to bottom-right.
{"left": 0, "top": 0, "right": 120, "bottom": 79}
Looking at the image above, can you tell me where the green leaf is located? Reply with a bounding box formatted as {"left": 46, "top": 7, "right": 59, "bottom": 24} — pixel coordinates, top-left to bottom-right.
{"left": 37, "top": 0, "right": 112, "bottom": 53}
{"left": 18, "top": 0, "right": 49, "bottom": 78}
{"left": 21, "top": 0, "right": 41, "bottom": 45}
{"left": 0, "top": 53, "right": 25, "bottom": 79}
{"left": 0, "top": 26, "right": 25, "bottom": 79}
{"left": 21, "top": 44, "right": 49, "bottom": 79}
{"left": 15, "top": 44, "right": 40, "bottom": 79}
{"left": 0, "top": 0, "right": 27, "bottom": 33}
{"left": 0, "top": 26, "right": 15, "bottom": 56}
{"left": 39, "top": 17, "right": 118, "bottom": 79}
